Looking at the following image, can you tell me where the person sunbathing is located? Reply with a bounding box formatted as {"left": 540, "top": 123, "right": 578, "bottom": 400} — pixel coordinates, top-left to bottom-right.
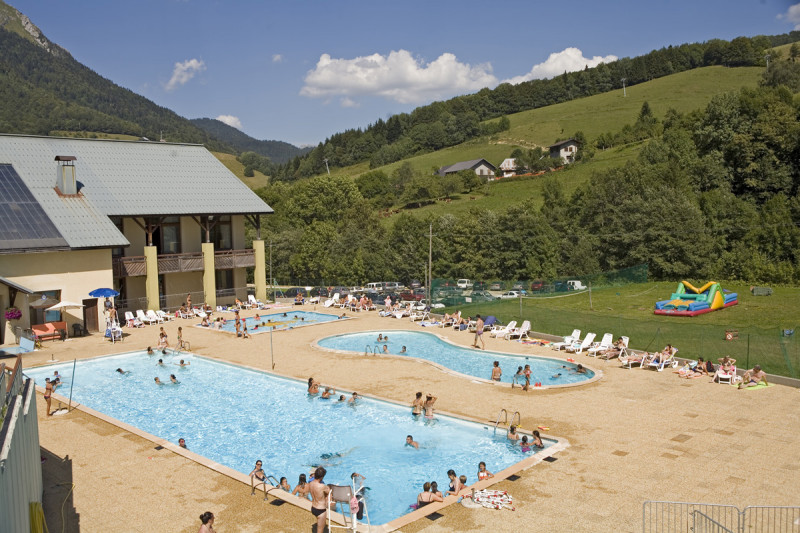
{"left": 738, "top": 365, "right": 768, "bottom": 389}
{"left": 712, "top": 356, "right": 737, "bottom": 383}
{"left": 620, "top": 351, "right": 647, "bottom": 366}
{"left": 600, "top": 338, "right": 626, "bottom": 360}
{"left": 685, "top": 357, "right": 714, "bottom": 379}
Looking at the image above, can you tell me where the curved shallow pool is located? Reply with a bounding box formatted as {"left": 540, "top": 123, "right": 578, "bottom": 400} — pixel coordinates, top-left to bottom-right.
{"left": 317, "top": 330, "right": 595, "bottom": 386}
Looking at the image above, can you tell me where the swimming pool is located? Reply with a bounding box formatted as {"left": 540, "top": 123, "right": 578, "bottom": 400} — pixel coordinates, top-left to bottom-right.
{"left": 317, "top": 330, "right": 596, "bottom": 386}
{"left": 198, "top": 310, "right": 344, "bottom": 334}
{"left": 25, "top": 351, "right": 555, "bottom": 525}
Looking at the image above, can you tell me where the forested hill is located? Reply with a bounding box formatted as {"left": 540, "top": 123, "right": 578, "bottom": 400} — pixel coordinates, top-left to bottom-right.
{"left": 0, "top": 1, "right": 231, "bottom": 150}
{"left": 190, "top": 118, "right": 310, "bottom": 164}
{"left": 275, "top": 32, "right": 800, "bottom": 181}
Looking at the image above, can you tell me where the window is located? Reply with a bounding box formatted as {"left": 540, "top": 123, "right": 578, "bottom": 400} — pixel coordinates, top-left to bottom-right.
{"left": 160, "top": 216, "right": 181, "bottom": 254}
{"left": 216, "top": 270, "right": 233, "bottom": 295}
{"left": 30, "top": 290, "right": 61, "bottom": 325}
{"left": 204, "top": 215, "right": 232, "bottom": 250}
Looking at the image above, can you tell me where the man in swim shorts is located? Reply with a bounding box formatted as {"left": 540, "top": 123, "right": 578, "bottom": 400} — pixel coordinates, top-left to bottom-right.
{"left": 472, "top": 314, "right": 485, "bottom": 349}
{"left": 739, "top": 364, "right": 768, "bottom": 389}
{"left": 309, "top": 466, "right": 330, "bottom": 532}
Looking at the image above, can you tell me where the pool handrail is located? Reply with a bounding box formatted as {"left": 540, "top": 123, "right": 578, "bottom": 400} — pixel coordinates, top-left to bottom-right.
{"left": 511, "top": 411, "right": 521, "bottom": 429}
{"left": 364, "top": 345, "right": 373, "bottom": 356}
{"left": 494, "top": 408, "right": 508, "bottom": 432}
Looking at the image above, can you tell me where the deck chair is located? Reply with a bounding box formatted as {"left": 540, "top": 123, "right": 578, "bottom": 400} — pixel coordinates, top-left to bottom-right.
{"left": 647, "top": 348, "right": 678, "bottom": 371}
{"left": 195, "top": 309, "right": 208, "bottom": 320}
{"left": 327, "top": 482, "right": 368, "bottom": 531}
{"left": 551, "top": 329, "right": 581, "bottom": 351}
{"left": 248, "top": 294, "right": 266, "bottom": 309}
{"left": 324, "top": 293, "right": 340, "bottom": 308}
{"left": 620, "top": 348, "right": 647, "bottom": 369}
{"left": 156, "top": 310, "right": 173, "bottom": 322}
{"left": 410, "top": 310, "right": 428, "bottom": 322}
{"left": 506, "top": 320, "right": 531, "bottom": 340}
{"left": 600, "top": 336, "right": 628, "bottom": 360}
{"left": 586, "top": 333, "right": 613, "bottom": 357}
{"left": 136, "top": 309, "right": 154, "bottom": 325}
{"left": 715, "top": 366, "right": 739, "bottom": 384}
{"left": 490, "top": 320, "right": 516, "bottom": 338}
{"left": 440, "top": 311, "right": 460, "bottom": 328}
{"left": 146, "top": 310, "right": 164, "bottom": 324}
{"left": 565, "top": 332, "right": 596, "bottom": 354}
{"left": 125, "top": 311, "right": 143, "bottom": 328}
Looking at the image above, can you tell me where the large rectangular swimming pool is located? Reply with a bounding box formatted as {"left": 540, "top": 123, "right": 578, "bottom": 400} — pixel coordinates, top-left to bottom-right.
{"left": 26, "top": 351, "right": 553, "bottom": 525}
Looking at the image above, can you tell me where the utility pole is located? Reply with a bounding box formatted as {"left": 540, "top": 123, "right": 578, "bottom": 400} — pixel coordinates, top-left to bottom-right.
{"left": 621, "top": 78, "right": 627, "bottom": 97}
{"left": 323, "top": 158, "right": 330, "bottom": 175}
{"left": 427, "top": 224, "right": 433, "bottom": 306}
{"left": 268, "top": 238, "right": 273, "bottom": 302}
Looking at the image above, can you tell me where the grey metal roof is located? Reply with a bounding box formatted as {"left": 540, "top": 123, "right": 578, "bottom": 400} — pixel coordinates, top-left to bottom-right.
{"left": 0, "top": 164, "right": 70, "bottom": 252}
{"left": 437, "top": 158, "right": 496, "bottom": 176}
{"left": 0, "top": 134, "right": 274, "bottom": 250}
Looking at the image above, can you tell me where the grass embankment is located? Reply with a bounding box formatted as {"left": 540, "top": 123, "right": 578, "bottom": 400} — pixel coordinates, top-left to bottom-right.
{"left": 446, "top": 281, "right": 800, "bottom": 377}
{"left": 212, "top": 151, "right": 270, "bottom": 189}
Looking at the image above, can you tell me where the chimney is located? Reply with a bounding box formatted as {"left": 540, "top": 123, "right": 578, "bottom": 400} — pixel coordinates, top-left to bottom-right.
{"left": 55, "top": 155, "right": 77, "bottom": 195}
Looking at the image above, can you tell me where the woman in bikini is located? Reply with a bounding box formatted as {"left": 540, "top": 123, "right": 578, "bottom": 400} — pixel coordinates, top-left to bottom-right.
{"left": 307, "top": 377, "right": 320, "bottom": 394}
{"left": 423, "top": 394, "right": 437, "bottom": 419}
{"left": 44, "top": 378, "right": 54, "bottom": 416}
{"left": 446, "top": 469, "right": 463, "bottom": 495}
{"left": 249, "top": 460, "right": 267, "bottom": 493}
{"left": 292, "top": 474, "right": 310, "bottom": 500}
{"left": 416, "top": 482, "right": 442, "bottom": 508}
{"left": 411, "top": 392, "right": 424, "bottom": 416}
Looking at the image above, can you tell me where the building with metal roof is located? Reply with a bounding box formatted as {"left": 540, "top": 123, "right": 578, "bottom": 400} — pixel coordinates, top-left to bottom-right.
{"left": 436, "top": 158, "right": 496, "bottom": 177}
{"left": 548, "top": 138, "right": 580, "bottom": 164}
{"left": 0, "top": 134, "right": 273, "bottom": 345}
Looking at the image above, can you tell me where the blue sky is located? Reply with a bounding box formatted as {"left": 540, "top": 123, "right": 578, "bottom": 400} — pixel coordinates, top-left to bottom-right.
{"left": 8, "top": 0, "right": 800, "bottom": 147}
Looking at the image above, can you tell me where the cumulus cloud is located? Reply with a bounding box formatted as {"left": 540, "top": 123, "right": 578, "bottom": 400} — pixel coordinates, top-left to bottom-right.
{"left": 216, "top": 115, "right": 242, "bottom": 129}
{"left": 300, "top": 49, "right": 497, "bottom": 105}
{"left": 165, "top": 58, "right": 206, "bottom": 91}
{"left": 340, "top": 97, "right": 359, "bottom": 108}
{"left": 272, "top": 54, "right": 283, "bottom": 63}
{"left": 504, "top": 47, "right": 618, "bottom": 85}
{"left": 778, "top": 3, "right": 800, "bottom": 29}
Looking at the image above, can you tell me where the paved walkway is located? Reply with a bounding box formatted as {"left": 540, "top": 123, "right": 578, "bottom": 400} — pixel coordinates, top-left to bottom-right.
{"left": 15, "top": 306, "right": 800, "bottom": 532}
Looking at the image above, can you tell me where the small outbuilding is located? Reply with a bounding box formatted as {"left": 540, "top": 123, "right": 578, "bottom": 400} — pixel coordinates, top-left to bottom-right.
{"left": 436, "top": 158, "right": 496, "bottom": 178}
{"left": 549, "top": 139, "right": 580, "bottom": 164}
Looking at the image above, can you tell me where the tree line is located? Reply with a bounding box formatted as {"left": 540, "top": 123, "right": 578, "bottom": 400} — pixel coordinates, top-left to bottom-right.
{"left": 252, "top": 82, "right": 800, "bottom": 286}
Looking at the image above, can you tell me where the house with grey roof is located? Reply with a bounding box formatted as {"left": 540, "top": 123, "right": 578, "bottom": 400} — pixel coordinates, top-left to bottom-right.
{"left": 0, "top": 134, "right": 273, "bottom": 344}
{"left": 436, "top": 158, "right": 496, "bottom": 178}
{"left": 549, "top": 139, "right": 580, "bottom": 164}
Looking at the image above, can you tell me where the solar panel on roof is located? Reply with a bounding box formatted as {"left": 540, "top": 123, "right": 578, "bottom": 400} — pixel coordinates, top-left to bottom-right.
{"left": 0, "top": 164, "right": 68, "bottom": 250}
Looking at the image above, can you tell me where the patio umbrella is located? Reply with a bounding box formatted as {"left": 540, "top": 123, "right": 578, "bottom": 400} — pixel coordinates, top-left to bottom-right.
{"left": 45, "top": 301, "right": 85, "bottom": 311}
{"left": 89, "top": 288, "right": 119, "bottom": 298}
{"left": 30, "top": 297, "right": 60, "bottom": 308}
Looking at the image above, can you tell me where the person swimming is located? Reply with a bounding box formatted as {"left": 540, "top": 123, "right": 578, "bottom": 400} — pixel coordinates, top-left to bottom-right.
{"left": 116, "top": 368, "right": 130, "bottom": 375}
{"left": 170, "top": 374, "right": 179, "bottom": 384}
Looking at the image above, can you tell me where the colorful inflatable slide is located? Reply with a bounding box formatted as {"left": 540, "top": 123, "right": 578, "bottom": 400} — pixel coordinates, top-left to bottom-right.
{"left": 654, "top": 281, "right": 738, "bottom": 317}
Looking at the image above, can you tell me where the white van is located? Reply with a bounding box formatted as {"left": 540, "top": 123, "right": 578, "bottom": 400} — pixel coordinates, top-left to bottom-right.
{"left": 365, "top": 282, "right": 384, "bottom": 292}
{"left": 567, "top": 280, "right": 587, "bottom": 291}
{"left": 383, "top": 281, "right": 402, "bottom": 291}
{"left": 457, "top": 279, "right": 473, "bottom": 289}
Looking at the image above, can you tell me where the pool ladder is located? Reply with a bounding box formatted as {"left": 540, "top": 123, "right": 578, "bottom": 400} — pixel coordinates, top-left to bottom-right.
{"left": 494, "top": 409, "right": 521, "bottom": 432}
{"left": 363, "top": 344, "right": 380, "bottom": 356}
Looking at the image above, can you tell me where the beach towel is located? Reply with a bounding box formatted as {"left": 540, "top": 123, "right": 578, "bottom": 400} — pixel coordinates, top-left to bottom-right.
{"left": 733, "top": 382, "right": 773, "bottom": 390}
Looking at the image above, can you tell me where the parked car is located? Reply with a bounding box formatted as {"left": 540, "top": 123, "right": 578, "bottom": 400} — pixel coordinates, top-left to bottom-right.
{"left": 469, "top": 290, "right": 497, "bottom": 302}
{"left": 457, "top": 279, "right": 473, "bottom": 289}
{"left": 280, "top": 287, "right": 306, "bottom": 298}
{"left": 384, "top": 281, "right": 403, "bottom": 291}
{"left": 400, "top": 290, "right": 423, "bottom": 301}
{"left": 512, "top": 282, "right": 525, "bottom": 291}
{"left": 410, "top": 280, "right": 422, "bottom": 289}
{"left": 567, "top": 280, "right": 587, "bottom": 290}
{"left": 530, "top": 280, "right": 544, "bottom": 292}
{"left": 489, "top": 282, "right": 502, "bottom": 291}
{"left": 499, "top": 290, "right": 520, "bottom": 299}
{"left": 473, "top": 281, "right": 487, "bottom": 291}
{"left": 309, "top": 287, "right": 329, "bottom": 297}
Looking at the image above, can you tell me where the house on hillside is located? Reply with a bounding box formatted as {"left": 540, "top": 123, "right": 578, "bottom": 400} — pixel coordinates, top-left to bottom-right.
{"left": 0, "top": 134, "right": 273, "bottom": 345}
{"left": 549, "top": 139, "right": 580, "bottom": 164}
{"left": 499, "top": 158, "right": 518, "bottom": 178}
{"left": 436, "top": 158, "right": 496, "bottom": 178}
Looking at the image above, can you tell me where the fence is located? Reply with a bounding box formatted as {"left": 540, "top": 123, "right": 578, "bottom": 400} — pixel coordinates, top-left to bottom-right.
{"left": 115, "top": 286, "right": 253, "bottom": 314}
{"left": 643, "top": 501, "right": 800, "bottom": 532}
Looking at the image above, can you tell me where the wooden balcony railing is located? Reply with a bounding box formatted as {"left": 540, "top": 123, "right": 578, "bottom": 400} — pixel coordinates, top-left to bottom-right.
{"left": 112, "top": 249, "right": 255, "bottom": 278}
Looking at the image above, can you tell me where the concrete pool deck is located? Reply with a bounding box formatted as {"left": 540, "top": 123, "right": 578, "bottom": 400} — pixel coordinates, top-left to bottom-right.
{"left": 13, "top": 305, "right": 800, "bottom": 532}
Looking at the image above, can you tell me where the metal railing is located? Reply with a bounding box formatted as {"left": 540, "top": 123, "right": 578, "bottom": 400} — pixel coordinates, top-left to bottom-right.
{"left": 644, "top": 501, "right": 800, "bottom": 532}
{"left": 112, "top": 248, "right": 255, "bottom": 278}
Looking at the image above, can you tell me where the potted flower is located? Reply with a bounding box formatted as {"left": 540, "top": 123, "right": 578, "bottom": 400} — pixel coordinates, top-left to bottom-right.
{"left": 4, "top": 307, "right": 22, "bottom": 321}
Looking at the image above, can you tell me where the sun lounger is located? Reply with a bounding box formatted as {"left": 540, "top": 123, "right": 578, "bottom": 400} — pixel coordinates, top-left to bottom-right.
{"left": 490, "top": 320, "right": 516, "bottom": 338}
{"left": 505, "top": 320, "right": 531, "bottom": 340}
{"left": 551, "top": 329, "right": 581, "bottom": 350}
{"left": 137, "top": 309, "right": 154, "bottom": 325}
{"left": 324, "top": 293, "right": 340, "bottom": 308}
{"left": 565, "top": 332, "right": 596, "bottom": 354}
{"left": 586, "top": 333, "right": 613, "bottom": 357}
{"left": 647, "top": 348, "right": 678, "bottom": 371}
{"left": 147, "top": 310, "right": 164, "bottom": 324}
{"left": 156, "top": 310, "right": 173, "bottom": 322}
{"left": 125, "top": 311, "right": 144, "bottom": 328}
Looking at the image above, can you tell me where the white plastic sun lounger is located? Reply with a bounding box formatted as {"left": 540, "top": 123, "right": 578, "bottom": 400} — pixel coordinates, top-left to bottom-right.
{"left": 551, "top": 329, "right": 581, "bottom": 351}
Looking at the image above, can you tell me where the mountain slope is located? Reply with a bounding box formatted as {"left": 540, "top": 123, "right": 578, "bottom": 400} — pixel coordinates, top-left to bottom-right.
{"left": 191, "top": 118, "right": 310, "bottom": 164}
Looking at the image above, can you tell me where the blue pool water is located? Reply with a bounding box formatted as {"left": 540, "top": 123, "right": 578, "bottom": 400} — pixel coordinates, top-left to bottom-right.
{"left": 199, "top": 310, "right": 343, "bottom": 334}
{"left": 317, "top": 331, "right": 595, "bottom": 385}
{"left": 25, "top": 352, "right": 547, "bottom": 524}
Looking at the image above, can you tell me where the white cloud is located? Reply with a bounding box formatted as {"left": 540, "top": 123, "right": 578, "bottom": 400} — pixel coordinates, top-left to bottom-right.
{"left": 340, "top": 97, "right": 359, "bottom": 108}
{"left": 778, "top": 3, "right": 800, "bottom": 29}
{"left": 272, "top": 54, "right": 283, "bottom": 63}
{"left": 300, "top": 49, "right": 497, "bottom": 105}
{"left": 504, "top": 47, "right": 618, "bottom": 85}
{"left": 165, "top": 58, "right": 206, "bottom": 91}
{"left": 216, "top": 115, "right": 242, "bottom": 129}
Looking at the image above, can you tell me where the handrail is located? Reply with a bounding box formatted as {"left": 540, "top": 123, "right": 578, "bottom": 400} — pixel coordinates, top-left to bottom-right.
{"left": 364, "top": 345, "right": 373, "bottom": 356}
{"left": 511, "top": 411, "right": 521, "bottom": 429}
{"left": 494, "top": 408, "right": 508, "bottom": 432}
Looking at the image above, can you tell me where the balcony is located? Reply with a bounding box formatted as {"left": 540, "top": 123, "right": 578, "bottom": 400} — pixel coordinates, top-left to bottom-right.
{"left": 112, "top": 249, "right": 255, "bottom": 278}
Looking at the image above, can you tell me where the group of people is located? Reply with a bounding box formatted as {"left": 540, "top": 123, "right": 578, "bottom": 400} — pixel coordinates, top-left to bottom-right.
{"left": 506, "top": 425, "right": 545, "bottom": 452}
{"left": 411, "top": 391, "right": 437, "bottom": 418}
{"left": 414, "top": 463, "right": 495, "bottom": 509}
{"left": 308, "top": 378, "right": 360, "bottom": 403}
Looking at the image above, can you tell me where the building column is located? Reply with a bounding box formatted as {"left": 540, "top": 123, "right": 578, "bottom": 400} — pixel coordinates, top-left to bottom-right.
{"left": 144, "top": 246, "right": 160, "bottom": 311}
{"left": 253, "top": 240, "right": 267, "bottom": 303}
{"left": 202, "top": 242, "right": 217, "bottom": 309}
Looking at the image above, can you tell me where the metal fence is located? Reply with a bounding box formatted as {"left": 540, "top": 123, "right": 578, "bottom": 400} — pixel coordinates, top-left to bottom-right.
{"left": 643, "top": 501, "right": 800, "bottom": 532}
{"left": 115, "top": 286, "right": 253, "bottom": 314}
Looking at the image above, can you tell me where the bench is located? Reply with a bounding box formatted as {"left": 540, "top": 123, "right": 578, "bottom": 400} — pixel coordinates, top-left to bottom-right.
{"left": 31, "top": 321, "right": 67, "bottom": 342}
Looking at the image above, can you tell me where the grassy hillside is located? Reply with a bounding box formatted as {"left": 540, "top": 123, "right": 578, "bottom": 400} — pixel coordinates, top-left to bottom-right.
{"left": 212, "top": 152, "right": 269, "bottom": 189}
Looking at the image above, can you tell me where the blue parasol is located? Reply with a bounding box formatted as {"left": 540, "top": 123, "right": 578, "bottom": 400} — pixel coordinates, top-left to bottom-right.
{"left": 89, "top": 288, "right": 120, "bottom": 298}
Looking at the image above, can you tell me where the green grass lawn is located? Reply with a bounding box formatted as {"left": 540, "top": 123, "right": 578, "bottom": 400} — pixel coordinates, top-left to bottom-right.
{"left": 212, "top": 151, "right": 270, "bottom": 189}
{"left": 444, "top": 281, "right": 800, "bottom": 378}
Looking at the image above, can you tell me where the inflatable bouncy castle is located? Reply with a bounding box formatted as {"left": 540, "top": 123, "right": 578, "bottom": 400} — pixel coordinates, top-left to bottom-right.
{"left": 654, "top": 281, "right": 738, "bottom": 317}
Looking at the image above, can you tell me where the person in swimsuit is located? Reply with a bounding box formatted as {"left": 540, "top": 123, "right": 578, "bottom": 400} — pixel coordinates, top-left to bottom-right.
{"left": 512, "top": 366, "right": 523, "bottom": 388}
{"left": 349, "top": 392, "right": 360, "bottom": 404}
{"left": 520, "top": 436, "right": 531, "bottom": 452}
{"left": 178, "top": 438, "right": 187, "bottom": 448}
{"left": 147, "top": 346, "right": 154, "bottom": 355}
{"left": 249, "top": 460, "right": 267, "bottom": 492}
{"left": 309, "top": 466, "right": 331, "bottom": 532}
{"left": 292, "top": 474, "right": 310, "bottom": 500}
{"left": 277, "top": 477, "right": 291, "bottom": 492}
{"left": 477, "top": 461, "right": 493, "bottom": 480}
{"left": 416, "top": 482, "right": 442, "bottom": 508}
{"left": 423, "top": 394, "right": 437, "bottom": 418}
{"left": 177, "top": 327, "right": 190, "bottom": 350}
{"left": 472, "top": 314, "right": 485, "bottom": 349}
{"left": 186, "top": 293, "right": 192, "bottom": 310}
{"left": 170, "top": 374, "right": 179, "bottom": 384}
{"left": 115, "top": 368, "right": 130, "bottom": 375}
{"left": 507, "top": 424, "right": 520, "bottom": 441}
{"left": 382, "top": 344, "right": 388, "bottom": 353}
{"left": 446, "top": 469, "right": 463, "bottom": 496}
{"left": 377, "top": 334, "right": 383, "bottom": 342}
{"left": 412, "top": 392, "right": 424, "bottom": 416}
{"left": 44, "top": 378, "right": 53, "bottom": 416}
{"left": 491, "top": 361, "right": 502, "bottom": 381}
{"left": 176, "top": 359, "right": 190, "bottom": 367}
{"left": 154, "top": 377, "right": 163, "bottom": 385}
{"left": 321, "top": 387, "right": 335, "bottom": 399}
{"left": 522, "top": 364, "right": 532, "bottom": 391}
{"left": 712, "top": 356, "right": 737, "bottom": 382}
{"left": 686, "top": 358, "right": 714, "bottom": 379}
{"left": 307, "top": 378, "right": 320, "bottom": 394}
{"left": 739, "top": 365, "right": 768, "bottom": 389}
{"left": 532, "top": 430, "right": 545, "bottom": 448}
{"left": 406, "top": 435, "right": 419, "bottom": 449}
{"left": 337, "top": 395, "right": 346, "bottom": 402}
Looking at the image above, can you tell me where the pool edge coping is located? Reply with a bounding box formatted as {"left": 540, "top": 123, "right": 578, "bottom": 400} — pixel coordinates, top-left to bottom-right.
{"left": 30, "top": 349, "right": 571, "bottom": 532}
